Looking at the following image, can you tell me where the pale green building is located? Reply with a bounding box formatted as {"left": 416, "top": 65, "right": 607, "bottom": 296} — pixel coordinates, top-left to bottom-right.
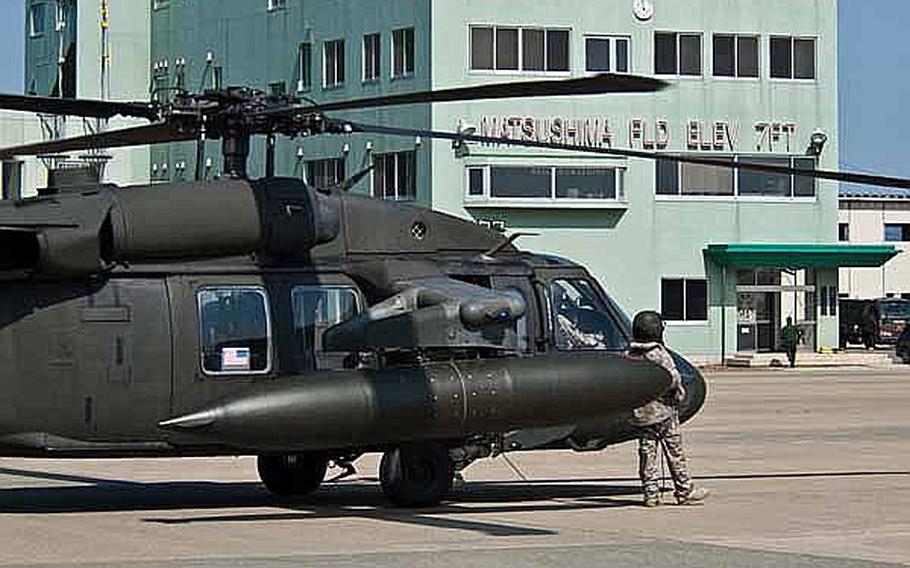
{"left": 19, "top": 0, "right": 899, "bottom": 363}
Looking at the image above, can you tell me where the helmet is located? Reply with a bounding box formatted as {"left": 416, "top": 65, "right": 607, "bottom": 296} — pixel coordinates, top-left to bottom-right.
{"left": 632, "top": 310, "right": 665, "bottom": 343}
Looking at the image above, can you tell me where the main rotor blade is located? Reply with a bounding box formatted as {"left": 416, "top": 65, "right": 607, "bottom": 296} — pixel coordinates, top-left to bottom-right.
{"left": 261, "top": 74, "right": 667, "bottom": 117}
{"left": 0, "top": 123, "right": 195, "bottom": 159}
{"left": 342, "top": 121, "right": 910, "bottom": 191}
{"left": 0, "top": 93, "right": 159, "bottom": 121}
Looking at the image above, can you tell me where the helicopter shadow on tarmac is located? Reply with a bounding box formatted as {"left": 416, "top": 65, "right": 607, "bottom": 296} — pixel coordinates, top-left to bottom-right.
{"left": 0, "top": 466, "right": 642, "bottom": 537}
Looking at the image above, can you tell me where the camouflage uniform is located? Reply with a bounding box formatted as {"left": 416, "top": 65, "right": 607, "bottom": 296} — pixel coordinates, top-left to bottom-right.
{"left": 629, "top": 341, "right": 693, "bottom": 502}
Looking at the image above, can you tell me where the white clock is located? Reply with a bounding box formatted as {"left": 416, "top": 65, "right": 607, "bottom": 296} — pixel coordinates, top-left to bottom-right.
{"left": 633, "top": 0, "right": 654, "bottom": 21}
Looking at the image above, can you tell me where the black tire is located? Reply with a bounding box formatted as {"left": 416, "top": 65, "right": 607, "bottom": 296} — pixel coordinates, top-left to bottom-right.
{"left": 257, "top": 453, "right": 328, "bottom": 497}
{"left": 379, "top": 442, "right": 453, "bottom": 507}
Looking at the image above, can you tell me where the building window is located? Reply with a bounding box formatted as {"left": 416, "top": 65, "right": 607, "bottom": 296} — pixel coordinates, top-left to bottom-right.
{"left": 198, "top": 287, "right": 271, "bottom": 375}
{"left": 29, "top": 3, "right": 47, "bottom": 37}
{"left": 267, "top": 81, "right": 286, "bottom": 96}
{"left": 152, "top": 0, "right": 170, "bottom": 9}
{"left": 267, "top": 0, "right": 286, "bottom": 10}
{"left": 392, "top": 27, "right": 415, "bottom": 78}
{"left": 770, "top": 36, "right": 816, "bottom": 80}
{"left": 884, "top": 224, "right": 910, "bottom": 242}
{"left": 470, "top": 26, "right": 569, "bottom": 73}
{"left": 305, "top": 157, "right": 345, "bottom": 189}
{"left": 713, "top": 34, "right": 759, "bottom": 78}
{"left": 657, "top": 156, "right": 816, "bottom": 198}
{"left": 374, "top": 151, "right": 416, "bottom": 201}
{"left": 661, "top": 278, "right": 708, "bottom": 322}
{"left": 655, "top": 32, "right": 702, "bottom": 76}
{"left": 362, "top": 33, "right": 381, "bottom": 82}
{"left": 212, "top": 66, "right": 223, "bottom": 90}
{"left": 838, "top": 223, "right": 850, "bottom": 242}
{"left": 298, "top": 43, "right": 312, "bottom": 91}
{"left": 467, "top": 165, "right": 623, "bottom": 201}
{"left": 585, "top": 35, "right": 630, "bottom": 73}
{"left": 324, "top": 39, "right": 345, "bottom": 87}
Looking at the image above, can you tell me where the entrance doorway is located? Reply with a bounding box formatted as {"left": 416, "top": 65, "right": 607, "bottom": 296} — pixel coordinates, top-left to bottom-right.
{"left": 736, "top": 269, "right": 816, "bottom": 353}
{"left": 737, "top": 291, "right": 778, "bottom": 352}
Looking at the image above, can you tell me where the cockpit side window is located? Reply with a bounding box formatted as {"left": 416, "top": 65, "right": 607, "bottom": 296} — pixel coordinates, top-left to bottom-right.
{"left": 291, "top": 285, "right": 361, "bottom": 367}
{"left": 198, "top": 286, "right": 272, "bottom": 375}
{"left": 551, "top": 278, "right": 629, "bottom": 351}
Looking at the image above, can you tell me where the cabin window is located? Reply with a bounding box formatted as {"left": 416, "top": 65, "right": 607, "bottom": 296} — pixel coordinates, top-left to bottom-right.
{"left": 291, "top": 286, "right": 361, "bottom": 366}
{"left": 198, "top": 287, "right": 272, "bottom": 375}
{"left": 551, "top": 279, "right": 628, "bottom": 351}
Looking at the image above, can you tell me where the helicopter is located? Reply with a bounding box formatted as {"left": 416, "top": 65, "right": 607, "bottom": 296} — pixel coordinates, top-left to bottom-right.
{"left": 0, "top": 74, "right": 907, "bottom": 507}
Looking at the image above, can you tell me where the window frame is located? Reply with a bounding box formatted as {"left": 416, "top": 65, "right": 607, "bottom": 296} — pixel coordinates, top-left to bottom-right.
{"left": 305, "top": 157, "right": 346, "bottom": 189}
{"left": 884, "top": 224, "right": 910, "bottom": 242}
{"left": 373, "top": 150, "right": 417, "bottom": 201}
{"left": 712, "top": 33, "right": 760, "bottom": 79}
{"left": 469, "top": 24, "right": 572, "bottom": 75}
{"left": 464, "top": 164, "right": 627, "bottom": 206}
{"left": 655, "top": 154, "right": 817, "bottom": 200}
{"left": 363, "top": 32, "right": 381, "bottom": 82}
{"left": 838, "top": 223, "right": 850, "bottom": 243}
{"left": 769, "top": 35, "right": 817, "bottom": 81}
{"left": 290, "top": 284, "right": 363, "bottom": 363}
{"left": 392, "top": 27, "right": 415, "bottom": 79}
{"left": 654, "top": 31, "right": 704, "bottom": 77}
{"left": 549, "top": 277, "right": 630, "bottom": 353}
{"left": 197, "top": 286, "right": 273, "bottom": 377}
{"left": 29, "top": 2, "right": 47, "bottom": 37}
{"left": 584, "top": 34, "right": 632, "bottom": 74}
{"left": 323, "top": 38, "right": 346, "bottom": 88}
{"left": 297, "top": 42, "right": 312, "bottom": 92}
{"left": 661, "top": 278, "right": 709, "bottom": 324}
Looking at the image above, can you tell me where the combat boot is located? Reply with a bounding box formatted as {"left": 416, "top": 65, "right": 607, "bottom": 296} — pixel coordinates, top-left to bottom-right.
{"left": 676, "top": 487, "right": 710, "bottom": 505}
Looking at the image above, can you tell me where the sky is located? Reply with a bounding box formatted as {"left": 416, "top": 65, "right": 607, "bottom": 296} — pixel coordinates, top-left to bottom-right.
{"left": 0, "top": 1, "right": 906, "bottom": 180}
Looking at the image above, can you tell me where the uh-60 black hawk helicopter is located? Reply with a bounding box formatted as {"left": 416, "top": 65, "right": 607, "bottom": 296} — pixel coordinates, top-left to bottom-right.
{"left": 0, "top": 73, "right": 907, "bottom": 507}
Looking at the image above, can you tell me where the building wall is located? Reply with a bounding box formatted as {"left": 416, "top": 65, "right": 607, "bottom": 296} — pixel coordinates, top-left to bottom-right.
{"left": 839, "top": 199, "right": 910, "bottom": 299}
{"left": 429, "top": 0, "right": 839, "bottom": 360}
{"left": 138, "top": 0, "right": 840, "bottom": 361}
{"left": 149, "top": 0, "right": 432, "bottom": 190}
{"left": 5, "top": 0, "right": 151, "bottom": 196}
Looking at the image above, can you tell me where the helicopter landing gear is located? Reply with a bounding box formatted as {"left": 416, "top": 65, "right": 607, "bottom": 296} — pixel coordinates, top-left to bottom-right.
{"left": 257, "top": 453, "right": 328, "bottom": 497}
{"left": 379, "top": 442, "right": 453, "bottom": 507}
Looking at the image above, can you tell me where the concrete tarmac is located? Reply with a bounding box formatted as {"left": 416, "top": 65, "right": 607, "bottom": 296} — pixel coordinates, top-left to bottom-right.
{"left": 2, "top": 367, "right": 909, "bottom": 567}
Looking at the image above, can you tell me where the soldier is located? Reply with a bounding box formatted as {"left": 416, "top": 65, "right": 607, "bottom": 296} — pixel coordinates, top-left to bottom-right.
{"left": 780, "top": 316, "right": 803, "bottom": 368}
{"left": 629, "top": 311, "right": 709, "bottom": 508}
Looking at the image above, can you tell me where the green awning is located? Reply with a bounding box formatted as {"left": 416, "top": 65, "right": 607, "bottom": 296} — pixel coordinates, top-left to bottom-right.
{"left": 705, "top": 244, "right": 900, "bottom": 269}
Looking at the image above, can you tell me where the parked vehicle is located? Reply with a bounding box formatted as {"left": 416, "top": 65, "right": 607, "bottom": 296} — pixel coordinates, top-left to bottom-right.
{"left": 840, "top": 298, "right": 910, "bottom": 348}
{"left": 896, "top": 326, "right": 910, "bottom": 363}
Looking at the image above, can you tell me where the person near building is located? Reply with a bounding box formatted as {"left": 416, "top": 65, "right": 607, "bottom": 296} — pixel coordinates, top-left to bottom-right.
{"left": 628, "top": 310, "right": 710, "bottom": 508}
{"left": 780, "top": 316, "right": 803, "bottom": 368}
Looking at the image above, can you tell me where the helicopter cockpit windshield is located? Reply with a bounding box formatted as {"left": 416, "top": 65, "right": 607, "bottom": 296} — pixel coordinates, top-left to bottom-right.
{"left": 551, "top": 278, "right": 629, "bottom": 352}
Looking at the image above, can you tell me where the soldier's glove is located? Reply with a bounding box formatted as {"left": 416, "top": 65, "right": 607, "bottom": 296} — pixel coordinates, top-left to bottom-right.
{"left": 675, "top": 386, "right": 687, "bottom": 402}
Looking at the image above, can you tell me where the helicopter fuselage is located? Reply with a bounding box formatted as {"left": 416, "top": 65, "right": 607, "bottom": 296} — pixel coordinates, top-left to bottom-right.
{"left": 0, "top": 179, "right": 705, "bottom": 469}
